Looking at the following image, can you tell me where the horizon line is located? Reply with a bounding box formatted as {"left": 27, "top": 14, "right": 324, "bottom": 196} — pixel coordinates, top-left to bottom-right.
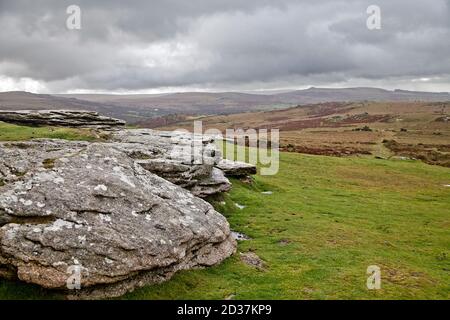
{"left": 2, "top": 86, "right": 450, "bottom": 96}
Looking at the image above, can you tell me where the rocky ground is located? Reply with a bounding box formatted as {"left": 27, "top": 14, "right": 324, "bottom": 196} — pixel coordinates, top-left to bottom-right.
{"left": 0, "top": 112, "right": 256, "bottom": 299}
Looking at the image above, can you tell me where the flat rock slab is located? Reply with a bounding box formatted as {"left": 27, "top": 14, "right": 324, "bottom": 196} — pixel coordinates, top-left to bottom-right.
{"left": 216, "top": 159, "right": 257, "bottom": 177}
{"left": 0, "top": 140, "right": 236, "bottom": 299}
{"left": 0, "top": 110, "right": 125, "bottom": 128}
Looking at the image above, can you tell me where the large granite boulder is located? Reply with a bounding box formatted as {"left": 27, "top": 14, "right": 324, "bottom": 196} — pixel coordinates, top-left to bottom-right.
{"left": 0, "top": 110, "right": 125, "bottom": 128}
{"left": 111, "top": 129, "right": 232, "bottom": 197}
{"left": 0, "top": 140, "right": 236, "bottom": 299}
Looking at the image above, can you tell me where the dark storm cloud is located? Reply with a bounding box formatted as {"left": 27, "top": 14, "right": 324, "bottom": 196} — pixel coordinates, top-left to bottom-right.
{"left": 0, "top": 0, "right": 449, "bottom": 92}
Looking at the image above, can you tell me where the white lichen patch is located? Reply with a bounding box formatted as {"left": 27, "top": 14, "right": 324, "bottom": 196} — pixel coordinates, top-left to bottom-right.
{"left": 52, "top": 261, "right": 67, "bottom": 267}
{"left": 99, "top": 214, "right": 111, "bottom": 222}
{"left": 7, "top": 195, "right": 18, "bottom": 203}
{"left": 53, "top": 177, "right": 65, "bottom": 185}
{"left": 179, "top": 215, "right": 194, "bottom": 227}
{"left": 78, "top": 235, "right": 87, "bottom": 244}
{"left": 44, "top": 219, "right": 74, "bottom": 232}
{"left": 4, "top": 227, "right": 18, "bottom": 240}
{"left": 36, "top": 202, "right": 46, "bottom": 208}
{"left": 94, "top": 184, "right": 108, "bottom": 192}
{"left": 34, "top": 171, "right": 57, "bottom": 183}
{"left": 119, "top": 174, "right": 136, "bottom": 188}
{"left": 104, "top": 157, "right": 118, "bottom": 163}
{"left": 19, "top": 198, "right": 33, "bottom": 206}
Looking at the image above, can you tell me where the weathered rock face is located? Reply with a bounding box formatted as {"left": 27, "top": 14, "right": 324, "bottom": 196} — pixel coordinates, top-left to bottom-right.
{"left": 0, "top": 140, "right": 236, "bottom": 299}
{"left": 111, "top": 129, "right": 233, "bottom": 197}
{"left": 0, "top": 110, "right": 125, "bottom": 128}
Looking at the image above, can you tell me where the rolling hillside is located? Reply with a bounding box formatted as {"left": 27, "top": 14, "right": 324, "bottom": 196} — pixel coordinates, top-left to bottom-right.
{"left": 156, "top": 101, "right": 450, "bottom": 167}
{"left": 1, "top": 88, "right": 449, "bottom": 125}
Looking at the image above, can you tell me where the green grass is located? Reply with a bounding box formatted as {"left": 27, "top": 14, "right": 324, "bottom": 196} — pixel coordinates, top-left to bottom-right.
{"left": 0, "top": 135, "right": 449, "bottom": 299}
{"left": 0, "top": 121, "right": 98, "bottom": 141}
{"left": 122, "top": 153, "right": 450, "bottom": 300}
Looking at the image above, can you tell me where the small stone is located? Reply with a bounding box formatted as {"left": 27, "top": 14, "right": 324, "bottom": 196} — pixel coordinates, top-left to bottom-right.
{"left": 240, "top": 252, "right": 267, "bottom": 270}
{"left": 232, "top": 231, "right": 251, "bottom": 241}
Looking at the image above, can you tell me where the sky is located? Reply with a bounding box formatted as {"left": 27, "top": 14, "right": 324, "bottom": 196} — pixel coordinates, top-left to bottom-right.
{"left": 0, "top": 0, "right": 449, "bottom": 94}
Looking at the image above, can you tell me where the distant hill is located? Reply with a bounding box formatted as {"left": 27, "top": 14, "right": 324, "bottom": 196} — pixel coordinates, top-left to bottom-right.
{"left": 272, "top": 87, "right": 450, "bottom": 104}
{"left": 59, "top": 87, "right": 450, "bottom": 112}
{"left": 1, "top": 87, "right": 449, "bottom": 124}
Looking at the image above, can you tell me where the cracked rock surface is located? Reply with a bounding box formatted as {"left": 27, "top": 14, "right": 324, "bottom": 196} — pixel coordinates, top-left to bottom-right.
{"left": 111, "top": 129, "right": 234, "bottom": 197}
{"left": 0, "top": 139, "right": 236, "bottom": 299}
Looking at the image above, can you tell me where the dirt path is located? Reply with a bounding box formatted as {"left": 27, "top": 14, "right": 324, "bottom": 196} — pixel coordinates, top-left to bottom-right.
{"left": 372, "top": 131, "right": 395, "bottom": 159}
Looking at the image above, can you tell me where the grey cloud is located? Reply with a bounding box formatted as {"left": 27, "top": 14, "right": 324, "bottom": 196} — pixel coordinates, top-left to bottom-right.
{"left": 0, "top": 0, "right": 449, "bottom": 92}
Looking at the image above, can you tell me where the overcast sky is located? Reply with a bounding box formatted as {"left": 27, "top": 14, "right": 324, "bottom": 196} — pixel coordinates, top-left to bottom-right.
{"left": 0, "top": 0, "right": 449, "bottom": 93}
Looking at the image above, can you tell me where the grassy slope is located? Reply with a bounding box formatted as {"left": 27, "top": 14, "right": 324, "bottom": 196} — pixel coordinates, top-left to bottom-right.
{"left": 0, "top": 132, "right": 449, "bottom": 299}
{"left": 123, "top": 153, "right": 450, "bottom": 300}
{"left": 0, "top": 122, "right": 98, "bottom": 141}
